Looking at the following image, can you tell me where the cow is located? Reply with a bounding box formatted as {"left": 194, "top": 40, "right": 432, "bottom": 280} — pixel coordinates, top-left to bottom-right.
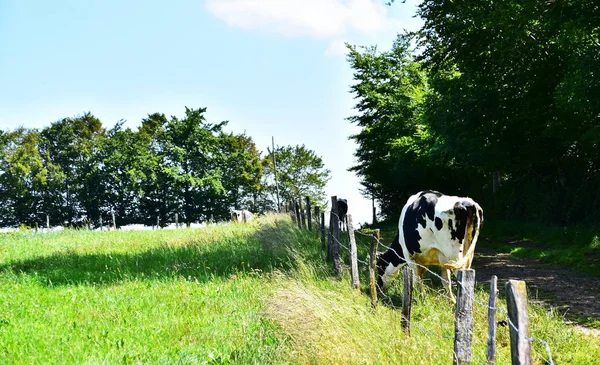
{"left": 337, "top": 198, "right": 348, "bottom": 231}
{"left": 231, "top": 209, "right": 253, "bottom": 223}
{"left": 377, "top": 190, "right": 483, "bottom": 302}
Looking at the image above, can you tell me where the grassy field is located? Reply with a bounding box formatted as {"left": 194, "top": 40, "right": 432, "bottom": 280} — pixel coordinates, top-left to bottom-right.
{"left": 1, "top": 215, "right": 599, "bottom": 364}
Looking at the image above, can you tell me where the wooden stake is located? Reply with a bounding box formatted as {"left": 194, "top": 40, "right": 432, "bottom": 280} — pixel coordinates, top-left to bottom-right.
{"left": 487, "top": 275, "right": 498, "bottom": 365}
{"left": 506, "top": 280, "right": 532, "bottom": 365}
{"left": 306, "top": 196, "right": 312, "bottom": 231}
{"left": 402, "top": 266, "right": 413, "bottom": 335}
{"left": 454, "top": 269, "right": 476, "bottom": 365}
{"left": 369, "top": 229, "right": 380, "bottom": 309}
{"left": 320, "top": 211, "right": 326, "bottom": 251}
{"left": 330, "top": 196, "right": 341, "bottom": 276}
{"left": 347, "top": 214, "right": 359, "bottom": 289}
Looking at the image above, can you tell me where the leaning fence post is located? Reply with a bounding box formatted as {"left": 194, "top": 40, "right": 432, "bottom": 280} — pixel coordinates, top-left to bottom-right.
{"left": 347, "top": 214, "right": 359, "bottom": 290}
{"left": 306, "top": 196, "right": 312, "bottom": 231}
{"left": 454, "top": 269, "right": 476, "bottom": 365}
{"left": 402, "top": 266, "right": 413, "bottom": 335}
{"left": 329, "top": 196, "right": 341, "bottom": 276}
{"left": 506, "top": 280, "right": 533, "bottom": 365}
{"left": 488, "top": 275, "right": 498, "bottom": 365}
{"left": 369, "top": 229, "right": 380, "bottom": 309}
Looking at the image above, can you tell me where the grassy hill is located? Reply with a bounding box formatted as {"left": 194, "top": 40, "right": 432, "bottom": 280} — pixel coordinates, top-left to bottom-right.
{"left": 1, "top": 215, "right": 598, "bottom": 364}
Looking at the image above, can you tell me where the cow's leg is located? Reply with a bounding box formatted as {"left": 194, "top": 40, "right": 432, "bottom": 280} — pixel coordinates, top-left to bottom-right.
{"left": 442, "top": 268, "right": 455, "bottom": 303}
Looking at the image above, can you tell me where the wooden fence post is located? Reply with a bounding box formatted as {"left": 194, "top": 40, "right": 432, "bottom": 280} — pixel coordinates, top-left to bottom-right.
{"left": 99, "top": 216, "right": 103, "bottom": 231}
{"left": 299, "top": 199, "right": 306, "bottom": 229}
{"left": 294, "top": 200, "right": 301, "bottom": 229}
{"left": 156, "top": 216, "right": 160, "bottom": 229}
{"left": 330, "top": 196, "right": 341, "bottom": 276}
{"left": 347, "top": 214, "right": 359, "bottom": 290}
{"left": 315, "top": 206, "right": 320, "bottom": 233}
{"left": 320, "top": 212, "right": 326, "bottom": 251}
{"left": 35, "top": 222, "right": 39, "bottom": 232}
{"left": 506, "top": 280, "right": 533, "bottom": 365}
{"left": 46, "top": 214, "right": 50, "bottom": 229}
{"left": 454, "top": 269, "right": 476, "bottom": 365}
{"left": 402, "top": 266, "right": 413, "bottom": 335}
{"left": 111, "top": 211, "right": 116, "bottom": 230}
{"left": 175, "top": 213, "right": 179, "bottom": 228}
{"left": 488, "top": 275, "right": 498, "bottom": 365}
{"left": 306, "top": 196, "right": 312, "bottom": 231}
{"left": 369, "top": 229, "right": 380, "bottom": 309}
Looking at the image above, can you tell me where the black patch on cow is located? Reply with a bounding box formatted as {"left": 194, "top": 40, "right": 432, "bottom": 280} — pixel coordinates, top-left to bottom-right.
{"left": 377, "top": 231, "right": 405, "bottom": 289}
{"left": 435, "top": 217, "right": 443, "bottom": 230}
{"left": 402, "top": 192, "right": 440, "bottom": 255}
{"left": 452, "top": 202, "right": 468, "bottom": 242}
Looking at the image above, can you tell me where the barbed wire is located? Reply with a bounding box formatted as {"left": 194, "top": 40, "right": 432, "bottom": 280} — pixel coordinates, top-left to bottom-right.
{"left": 319, "top": 210, "right": 555, "bottom": 365}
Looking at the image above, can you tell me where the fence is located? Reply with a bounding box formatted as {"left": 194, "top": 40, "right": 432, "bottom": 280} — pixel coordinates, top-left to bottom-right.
{"left": 287, "top": 195, "right": 555, "bottom": 365}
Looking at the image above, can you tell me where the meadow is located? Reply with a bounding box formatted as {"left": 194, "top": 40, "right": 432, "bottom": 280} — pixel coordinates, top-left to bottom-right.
{"left": 1, "top": 215, "right": 598, "bottom": 364}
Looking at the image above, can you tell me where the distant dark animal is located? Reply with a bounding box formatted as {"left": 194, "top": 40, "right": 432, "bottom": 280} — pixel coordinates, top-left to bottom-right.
{"left": 231, "top": 209, "right": 252, "bottom": 223}
{"left": 377, "top": 190, "right": 483, "bottom": 302}
{"left": 337, "top": 198, "right": 348, "bottom": 231}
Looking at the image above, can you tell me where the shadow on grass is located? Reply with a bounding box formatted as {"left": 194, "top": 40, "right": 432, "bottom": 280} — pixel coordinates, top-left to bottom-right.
{"left": 0, "top": 221, "right": 302, "bottom": 287}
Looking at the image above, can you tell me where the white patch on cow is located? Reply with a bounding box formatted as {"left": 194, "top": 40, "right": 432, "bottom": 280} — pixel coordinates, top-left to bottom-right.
{"left": 381, "top": 261, "right": 404, "bottom": 287}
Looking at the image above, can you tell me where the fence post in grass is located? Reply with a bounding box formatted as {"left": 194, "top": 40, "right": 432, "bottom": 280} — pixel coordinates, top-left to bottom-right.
{"left": 320, "top": 211, "right": 326, "bottom": 251}
{"left": 453, "top": 269, "right": 476, "bottom": 365}
{"left": 488, "top": 275, "right": 498, "bottom": 365}
{"left": 347, "top": 214, "right": 359, "bottom": 289}
{"left": 330, "top": 196, "right": 341, "bottom": 276}
{"left": 294, "top": 200, "right": 302, "bottom": 229}
{"left": 175, "top": 213, "right": 179, "bottom": 228}
{"left": 306, "top": 196, "right": 312, "bottom": 231}
{"left": 369, "top": 229, "right": 380, "bottom": 309}
{"left": 402, "top": 266, "right": 413, "bottom": 335}
{"left": 156, "top": 215, "right": 160, "bottom": 229}
{"left": 111, "top": 210, "right": 116, "bottom": 230}
{"left": 506, "top": 280, "right": 533, "bottom": 365}
{"left": 299, "top": 198, "right": 306, "bottom": 229}
{"left": 99, "top": 216, "right": 103, "bottom": 231}
{"left": 315, "top": 206, "right": 320, "bottom": 233}
{"left": 35, "top": 222, "right": 39, "bottom": 232}
{"left": 46, "top": 214, "right": 50, "bottom": 229}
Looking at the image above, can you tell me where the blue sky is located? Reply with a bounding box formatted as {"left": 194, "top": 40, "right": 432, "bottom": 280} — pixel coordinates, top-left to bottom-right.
{"left": 0, "top": 0, "right": 423, "bottom": 224}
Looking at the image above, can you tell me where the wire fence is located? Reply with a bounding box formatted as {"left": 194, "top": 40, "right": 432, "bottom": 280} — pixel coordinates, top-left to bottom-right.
{"left": 288, "top": 200, "right": 556, "bottom": 365}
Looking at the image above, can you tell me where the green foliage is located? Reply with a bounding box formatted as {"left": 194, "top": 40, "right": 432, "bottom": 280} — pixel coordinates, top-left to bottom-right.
{"left": 349, "top": 1, "right": 600, "bottom": 224}
{"left": 0, "top": 108, "right": 328, "bottom": 227}
{"left": 261, "top": 144, "right": 331, "bottom": 210}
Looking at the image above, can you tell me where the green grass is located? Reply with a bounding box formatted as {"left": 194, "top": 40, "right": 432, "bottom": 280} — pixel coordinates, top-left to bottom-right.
{"left": 479, "top": 220, "right": 600, "bottom": 276}
{"left": 1, "top": 216, "right": 598, "bottom": 364}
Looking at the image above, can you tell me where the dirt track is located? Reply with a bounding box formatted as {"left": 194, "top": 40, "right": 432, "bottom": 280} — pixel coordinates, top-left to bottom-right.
{"left": 473, "top": 246, "right": 600, "bottom": 335}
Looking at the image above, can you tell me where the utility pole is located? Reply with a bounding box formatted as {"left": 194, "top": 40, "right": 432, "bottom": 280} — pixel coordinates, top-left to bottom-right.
{"left": 271, "top": 136, "right": 281, "bottom": 211}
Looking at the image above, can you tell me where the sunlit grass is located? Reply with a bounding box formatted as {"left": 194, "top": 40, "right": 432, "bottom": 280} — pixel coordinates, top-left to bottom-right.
{"left": 1, "top": 215, "right": 598, "bottom": 364}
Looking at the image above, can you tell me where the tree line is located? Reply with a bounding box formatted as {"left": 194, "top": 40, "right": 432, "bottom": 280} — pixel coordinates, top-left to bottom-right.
{"left": 0, "top": 107, "right": 330, "bottom": 228}
{"left": 348, "top": 0, "right": 600, "bottom": 224}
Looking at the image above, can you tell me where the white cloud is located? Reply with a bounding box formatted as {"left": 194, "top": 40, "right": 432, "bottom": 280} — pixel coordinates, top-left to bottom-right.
{"left": 325, "top": 39, "right": 349, "bottom": 56}
{"left": 205, "top": 0, "right": 391, "bottom": 40}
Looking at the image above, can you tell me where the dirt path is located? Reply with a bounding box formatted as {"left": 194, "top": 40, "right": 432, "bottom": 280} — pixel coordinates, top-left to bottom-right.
{"left": 473, "top": 246, "right": 600, "bottom": 335}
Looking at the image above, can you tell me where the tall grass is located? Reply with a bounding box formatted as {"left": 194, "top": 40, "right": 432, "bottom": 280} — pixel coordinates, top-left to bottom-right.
{"left": 1, "top": 215, "right": 598, "bottom": 364}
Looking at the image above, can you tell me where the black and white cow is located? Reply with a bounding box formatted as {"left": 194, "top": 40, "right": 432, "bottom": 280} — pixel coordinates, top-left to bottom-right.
{"left": 337, "top": 198, "right": 348, "bottom": 231}
{"left": 377, "top": 190, "right": 483, "bottom": 302}
{"left": 231, "top": 209, "right": 253, "bottom": 223}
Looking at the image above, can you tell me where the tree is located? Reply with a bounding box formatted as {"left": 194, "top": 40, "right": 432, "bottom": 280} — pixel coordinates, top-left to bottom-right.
{"left": 261, "top": 144, "right": 331, "bottom": 211}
